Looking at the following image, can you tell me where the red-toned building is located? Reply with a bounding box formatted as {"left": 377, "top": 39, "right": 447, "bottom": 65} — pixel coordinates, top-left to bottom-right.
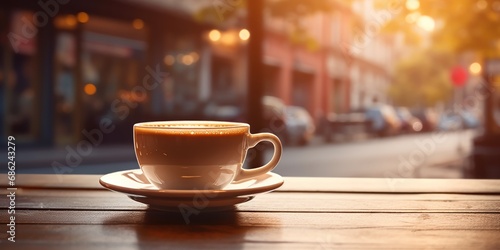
{"left": 262, "top": 0, "right": 400, "bottom": 124}
{"left": 262, "top": 2, "right": 355, "bottom": 123}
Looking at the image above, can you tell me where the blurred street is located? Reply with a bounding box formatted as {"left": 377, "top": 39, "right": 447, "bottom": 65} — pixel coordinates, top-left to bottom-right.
{"left": 15, "top": 129, "right": 476, "bottom": 178}
{"left": 276, "top": 130, "right": 476, "bottom": 178}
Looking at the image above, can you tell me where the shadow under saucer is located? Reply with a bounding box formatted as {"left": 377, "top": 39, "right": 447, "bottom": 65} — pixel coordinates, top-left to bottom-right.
{"left": 130, "top": 195, "right": 255, "bottom": 212}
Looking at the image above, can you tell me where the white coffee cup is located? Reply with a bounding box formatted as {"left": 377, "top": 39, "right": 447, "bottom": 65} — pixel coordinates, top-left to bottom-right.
{"left": 133, "top": 121, "right": 282, "bottom": 190}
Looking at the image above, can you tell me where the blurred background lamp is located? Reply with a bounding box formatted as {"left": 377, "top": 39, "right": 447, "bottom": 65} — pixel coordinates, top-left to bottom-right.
{"left": 469, "top": 62, "right": 482, "bottom": 75}
{"left": 182, "top": 54, "right": 194, "bottom": 65}
{"left": 239, "top": 29, "right": 250, "bottom": 41}
{"left": 208, "top": 29, "right": 221, "bottom": 42}
{"left": 84, "top": 83, "right": 97, "bottom": 95}
{"left": 132, "top": 18, "right": 144, "bottom": 30}
{"left": 164, "top": 55, "right": 175, "bottom": 66}
{"left": 77, "top": 12, "right": 89, "bottom": 23}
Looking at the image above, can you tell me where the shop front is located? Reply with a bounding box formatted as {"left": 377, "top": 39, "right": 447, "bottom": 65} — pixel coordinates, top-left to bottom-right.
{"left": 0, "top": 0, "right": 211, "bottom": 147}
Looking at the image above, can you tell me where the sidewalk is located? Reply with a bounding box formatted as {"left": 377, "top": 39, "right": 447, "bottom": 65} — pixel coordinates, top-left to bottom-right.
{"left": 14, "top": 144, "right": 137, "bottom": 170}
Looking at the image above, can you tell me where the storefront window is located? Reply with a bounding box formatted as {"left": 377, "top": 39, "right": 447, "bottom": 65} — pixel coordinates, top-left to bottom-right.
{"left": 163, "top": 33, "right": 201, "bottom": 116}
{"left": 80, "top": 16, "right": 147, "bottom": 143}
{"left": 54, "top": 32, "right": 76, "bottom": 145}
{"left": 211, "top": 55, "right": 234, "bottom": 104}
{"left": 54, "top": 14, "right": 148, "bottom": 144}
{"left": 4, "top": 11, "right": 38, "bottom": 142}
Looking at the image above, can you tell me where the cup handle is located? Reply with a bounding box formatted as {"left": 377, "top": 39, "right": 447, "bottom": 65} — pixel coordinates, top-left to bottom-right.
{"left": 233, "top": 132, "right": 282, "bottom": 182}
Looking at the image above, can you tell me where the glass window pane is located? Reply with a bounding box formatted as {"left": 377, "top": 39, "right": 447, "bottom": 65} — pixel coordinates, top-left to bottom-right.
{"left": 5, "top": 11, "right": 38, "bottom": 142}
{"left": 54, "top": 32, "right": 76, "bottom": 145}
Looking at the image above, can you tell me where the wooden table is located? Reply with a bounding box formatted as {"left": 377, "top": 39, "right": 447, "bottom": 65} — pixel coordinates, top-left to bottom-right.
{"left": 1, "top": 174, "right": 500, "bottom": 249}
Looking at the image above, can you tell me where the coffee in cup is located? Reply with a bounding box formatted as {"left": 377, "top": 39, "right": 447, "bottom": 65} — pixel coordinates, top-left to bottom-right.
{"left": 133, "top": 121, "right": 282, "bottom": 190}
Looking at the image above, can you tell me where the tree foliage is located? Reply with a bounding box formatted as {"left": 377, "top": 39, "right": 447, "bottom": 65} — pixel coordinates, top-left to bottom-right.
{"left": 382, "top": 0, "right": 500, "bottom": 57}
{"left": 376, "top": 0, "right": 500, "bottom": 107}
{"left": 389, "top": 49, "right": 454, "bottom": 107}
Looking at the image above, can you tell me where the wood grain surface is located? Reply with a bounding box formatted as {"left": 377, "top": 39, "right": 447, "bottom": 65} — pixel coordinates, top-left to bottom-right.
{"left": 1, "top": 174, "right": 499, "bottom": 249}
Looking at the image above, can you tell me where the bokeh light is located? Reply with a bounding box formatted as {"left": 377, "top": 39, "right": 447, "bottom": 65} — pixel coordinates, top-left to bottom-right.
{"left": 84, "top": 83, "right": 97, "bottom": 95}
{"left": 469, "top": 62, "right": 482, "bottom": 75}
{"left": 406, "top": 0, "right": 420, "bottom": 11}
{"left": 164, "top": 55, "right": 175, "bottom": 66}
{"left": 77, "top": 12, "right": 89, "bottom": 23}
{"left": 182, "top": 54, "right": 194, "bottom": 65}
{"left": 239, "top": 29, "right": 250, "bottom": 41}
{"left": 208, "top": 29, "right": 221, "bottom": 42}
{"left": 417, "top": 15, "right": 435, "bottom": 31}
{"left": 132, "top": 19, "right": 144, "bottom": 30}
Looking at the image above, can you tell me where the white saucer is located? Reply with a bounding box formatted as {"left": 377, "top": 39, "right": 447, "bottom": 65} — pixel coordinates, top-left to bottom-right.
{"left": 99, "top": 169, "right": 284, "bottom": 210}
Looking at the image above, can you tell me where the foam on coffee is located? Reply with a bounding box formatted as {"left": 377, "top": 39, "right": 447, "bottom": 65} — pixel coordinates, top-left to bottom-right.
{"left": 134, "top": 121, "right": 249, "bottom": 135}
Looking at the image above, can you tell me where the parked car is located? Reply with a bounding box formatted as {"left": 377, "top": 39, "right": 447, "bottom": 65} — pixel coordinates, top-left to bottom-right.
{"left": 438, "top": 110, "right": 481, "bottom": 131}
{"left": 285, "top": 106, "right": 316, "bottom": 145}
{"left": 206, "top": 95, "right": 288, "bottom": 136}
{"left": 365, "top": 105, "right": 402, "bottom": 136}
{"left": 320, "top": 112, "right": 371, "bottom": 142}
{"left": 395, "top": 107, "right": 423, "bottom": 133}
{"left": 412, "top": 108, "right": 438, "bottom": 132}
{"left": 438, "top": 112, "right": 463, "bottom": 131}
{"left": 461, "top": 110, "right": 480, "bottom": 129}
{"left": 262, "top": 96, "right": 288, "bottom": 142}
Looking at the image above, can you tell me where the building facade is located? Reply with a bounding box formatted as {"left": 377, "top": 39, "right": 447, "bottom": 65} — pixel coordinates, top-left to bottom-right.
{"left": 349, "top": 0, "right": 401, "bottom": 109}
{"left": 0, "top": 0, "right": 215, "bottom": 146}
{"left": 262, "top": 0, "right": 400, "bottom": 124}
{"left": 263, "top": 2, "right": 352, "bottom": 124}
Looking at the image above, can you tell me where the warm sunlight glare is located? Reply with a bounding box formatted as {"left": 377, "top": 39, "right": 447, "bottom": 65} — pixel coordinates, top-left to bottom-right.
{"left": 417, "top": 15, "right": 435, "bottom": 31}
{"left": 406, "top": 0, "right": 420, "bottom": 11}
